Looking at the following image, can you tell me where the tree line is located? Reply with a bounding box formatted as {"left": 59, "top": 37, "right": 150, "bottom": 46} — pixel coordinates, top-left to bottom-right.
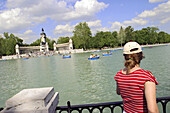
{"left": 0, "top": 22, "right": 170, "bottom": 56}
{"left": 69, "top": 22, "right": 170, "bottom": 50}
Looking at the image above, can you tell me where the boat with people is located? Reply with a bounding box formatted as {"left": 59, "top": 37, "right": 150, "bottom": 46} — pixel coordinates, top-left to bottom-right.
{"left": 103, "top": 51, "right": 112, "bottom": 56}
{"left": 103, "top": 52, "right": 112, "bottom": 56}
{"left": 88, "top": 54, "right": 100, "bottom": 60}
{"left": 62, "top": 55, "right": 71, "bottom": 59}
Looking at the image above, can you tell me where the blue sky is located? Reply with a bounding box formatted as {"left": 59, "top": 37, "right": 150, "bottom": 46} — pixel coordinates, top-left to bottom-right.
{"left": 0, "top": 0, "right": 170, "bottom": 44}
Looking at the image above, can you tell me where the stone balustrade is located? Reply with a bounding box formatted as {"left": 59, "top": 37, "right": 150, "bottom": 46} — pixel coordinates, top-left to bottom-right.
{"left": 1, "top": 87, "right": 59, "bottom": 113}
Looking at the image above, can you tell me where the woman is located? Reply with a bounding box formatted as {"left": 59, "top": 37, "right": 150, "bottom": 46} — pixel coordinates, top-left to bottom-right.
{"left": 114, "top": 42, "right": 159, "bottom": 113}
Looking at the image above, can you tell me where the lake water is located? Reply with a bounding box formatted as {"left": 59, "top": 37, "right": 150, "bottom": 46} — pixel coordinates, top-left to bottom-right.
{"left": 0, "top": 45, "right": 170, "bottom": 112}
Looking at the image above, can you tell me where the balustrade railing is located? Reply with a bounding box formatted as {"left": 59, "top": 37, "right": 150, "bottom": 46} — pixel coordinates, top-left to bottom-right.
{"left": 0, "top": 96, "right": 169, "bottom": 113}
{"left": 56, "top": 96, "right": 170, "bottom": 113}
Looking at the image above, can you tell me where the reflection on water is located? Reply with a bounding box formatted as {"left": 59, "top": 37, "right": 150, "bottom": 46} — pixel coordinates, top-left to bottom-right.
{"left": 0, "top": 45, "right": 170, "bottom": 113}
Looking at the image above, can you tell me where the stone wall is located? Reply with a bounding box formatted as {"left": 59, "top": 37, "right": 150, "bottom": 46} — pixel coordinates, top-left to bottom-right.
{"left": 1, "top": 87, "right": 59, "bottom": 113}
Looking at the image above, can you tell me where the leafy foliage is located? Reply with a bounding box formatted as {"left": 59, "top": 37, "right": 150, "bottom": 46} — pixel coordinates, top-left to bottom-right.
{"left": 0, "top": 32, "right": 23, "bottom": 56}
{"left": 72, "top": 22, "right": 92, "bottom": 50}
{"left": 57, "top": 37, "right": 69, "bottom": 44}
{"left": 72, "top": 25, "right": 170, "bottom": 49}
{"left": 118, "top": 26, "right": 126, "bottom": 47}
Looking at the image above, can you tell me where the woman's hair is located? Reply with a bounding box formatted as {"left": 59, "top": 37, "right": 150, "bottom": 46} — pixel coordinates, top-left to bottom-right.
{"left": 123, "top": 52, "right": 144, "bottom": 75}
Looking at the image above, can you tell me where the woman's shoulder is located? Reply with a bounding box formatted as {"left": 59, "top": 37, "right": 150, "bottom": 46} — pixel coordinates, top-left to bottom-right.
{"left": 136, "top": 69, "right": 153, "bottom": 76}
{"left": 138, "top": 69, "right": 159, "bottom": 85}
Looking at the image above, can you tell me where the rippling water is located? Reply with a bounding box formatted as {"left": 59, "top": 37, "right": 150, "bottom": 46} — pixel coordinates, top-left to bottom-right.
{"left": 0, "top": 45, "right": 170, "bottom": 112}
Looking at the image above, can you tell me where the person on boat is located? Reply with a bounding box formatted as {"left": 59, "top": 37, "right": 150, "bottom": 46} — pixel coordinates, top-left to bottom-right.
{"left": 103, "top": 52, "right": 107, "bottom": 55}
{"left": 114, "top": 42, "right": 159, "bottom": 113}
{"left": 92, "top": 54, "right": 95, "bottom": 58}
{"left": 90, "top": 54, "right": 93, "bottom": 58}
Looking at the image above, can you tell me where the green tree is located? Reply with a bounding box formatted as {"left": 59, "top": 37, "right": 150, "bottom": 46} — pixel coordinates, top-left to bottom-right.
{"left": 3, "top": 32, "right": 9, "bottom": 39}
{"left": 145, "top": 27, "right": 159, "bottom": 44}
{"left": 158, "top": 31, "right": 166, "bottom": 43}
{"left": 30, "top": 39, "right": 41, "bottom": 46}
{"left": 57, "top": 37, "right": 69, "bottom": 44}
{"left": 0, "top": 32, "right": 23, "bottom": 55}
{"left": 103, "top": 31, "right": 114, "bottom": 47}
{"left": 46, "top": 38, "right": 55, "bottom": 50}
{"left": 72, "top": 22, "right": 92, "bottom": 50}
{"left": 88, "top": 36, "right": 97, "bottom": 49}
{"left": 15, "top": 36, "right": 23, "bottom": 45}
{"left": 134, "top": 30, "right": 147, "bottom": 45}
{"left": 93, "top": 31, "right": 105, "bottom": 48}
{"left": 112, "top": 31, "right": 118, "bottom": 47}
{"left": 118, "top": 26, "right": 126, "bottom": 46}
{"left": 125, "top": 26, "right": 135, "bottom": 42}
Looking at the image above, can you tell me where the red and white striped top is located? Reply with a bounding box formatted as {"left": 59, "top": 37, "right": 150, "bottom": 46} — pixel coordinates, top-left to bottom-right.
{"left": 114, "top": 69, "right": 159, "bottom": 113}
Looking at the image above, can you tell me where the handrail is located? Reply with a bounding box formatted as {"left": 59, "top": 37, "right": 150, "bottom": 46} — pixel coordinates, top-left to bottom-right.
{"left": 0, "top": 96, "right": 169, "bottom": 113}
{"left": 56, "top": 96, "right": 170, "bottom": 113}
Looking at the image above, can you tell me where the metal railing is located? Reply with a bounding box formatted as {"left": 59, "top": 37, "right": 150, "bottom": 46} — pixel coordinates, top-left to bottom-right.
{"left": 56, "top": 96, "right": 170, "bottom": 113}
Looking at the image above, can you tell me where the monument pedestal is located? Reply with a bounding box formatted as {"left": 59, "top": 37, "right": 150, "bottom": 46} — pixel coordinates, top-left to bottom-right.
{"left": 1, "top": 87, "right": 59, "bottom": 113}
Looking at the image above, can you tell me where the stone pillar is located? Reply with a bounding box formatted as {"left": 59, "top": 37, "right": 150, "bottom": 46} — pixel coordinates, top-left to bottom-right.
{"left": 53, "top": 43, "right": 56, "bottom": 51}
{"left": 1, "top": 87, "right": 59, "bottom": 113}
{"left": 40, "top": 44, "right": 44, "bottom": 52}
{"left": 15, "top": 44, "right": 20, "bottom": 55}
{"left": 69, "top": 38, "right": 73, "bottom": 50}
{"left": 46, "top": 42, "right": 49, "bottom": 52}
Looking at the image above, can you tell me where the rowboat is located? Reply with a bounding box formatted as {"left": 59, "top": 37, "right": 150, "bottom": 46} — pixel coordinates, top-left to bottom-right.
{"left": 63, "top": 55, "right": 71, "bottom": 59}
{"left": 22, "top": 57, "right": 29, "bottom": 60}
{"left": 88, "top": 56, "right": 100, "bottom": 60}
{"left": 103, "top": 53, "right": 112, "bottom": 56}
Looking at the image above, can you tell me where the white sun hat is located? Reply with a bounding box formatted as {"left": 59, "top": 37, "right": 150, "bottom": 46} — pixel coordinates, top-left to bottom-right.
{"left": 123, "top": 42, "right": 142, "bottom": 54}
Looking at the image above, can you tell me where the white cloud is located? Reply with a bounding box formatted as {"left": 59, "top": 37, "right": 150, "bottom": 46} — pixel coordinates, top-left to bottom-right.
{"left": 54, "top": 20, "right": 110, "bottom": 38}
{"left": 110, "top": 21, "right": 126, "bottom": 31}
{"left": 87, "top": 20, "right": 102, "bottom": 27}
{"left": 87, "top": 20, "right": 110, "bottom": 34}
{"left": 0, "top": 0, "right": 108, "bottom": 33}
{"left": 160, "top": 17, "right": 170, "bottom": 23}
{"left": 139, "top": 1, "right": 170, "bottom": 23}
{"left": 124, "top": 18, "right": 148, "bottom": 26}
{"left": 0, "top": 8, "right": 32, "bottom": 32}
{"left": 14, "top": 33, "right": 39, "bottom": 44}
{"left": 109, "top": 18, "right": 148, "bottom": 32}
{"left": 149, "top": 0, "right": 167, "bottom": 3}
{"left": 54, "top": 24, "right": 74, "bottom": 34}
{"left": 109, "top": 0, "right": 170, "bottom": 32}
{"left": 138, "top": 10, "right": 156, "bottom": 18}
{"left": 52, "top": 0, "right": 108, "bottom": 21}
{"left": 75, "top": 0, "right": 108, "bottom": 14}
{"left": 24, "top": 30, "right": 34, "bottom": 35}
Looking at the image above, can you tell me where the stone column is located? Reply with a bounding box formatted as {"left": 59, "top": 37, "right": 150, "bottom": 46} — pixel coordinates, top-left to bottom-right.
{"left": 15, "top": 44, "right": 21, "bottom": 58}
{"left": 40, "top": 44, "right": 44, "bottom": 52}
{"left": 69, "top": 38, "right": 73, "bottom": 50}
{"left": 15, "top": 44, "right": 20, "bottom": 55}
{"left": 1, "top": 87, "right": 59, "bottom": 113}
{"left": 53, "top": 43, "right": 56, "bottom": 51}
{"left": 46, "top": 42, "right": 49, "bottom": 52}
